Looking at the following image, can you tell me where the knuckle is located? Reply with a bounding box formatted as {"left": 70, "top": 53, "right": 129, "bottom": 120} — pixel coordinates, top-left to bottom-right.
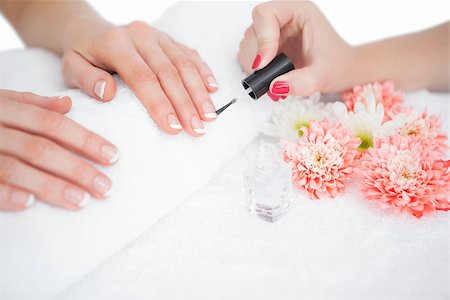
{"left": 174, "top": 57, "right": 195, "bottom": 71}
{"left": 81, "top": 132, "right": 100, "bottom": 154}
{"left": 61, "top": 53, "right": 77, "bottom": 87}
{"left": 103, "top": 27, "right": 128, "bottom": 45}
{"left": 0, "top": 155, "right": 17, "bottom": 182}
{"left": 36, "top": 110, "right": 66, "bottom": 132}
{"left": 71, "top": 161, "right": 92, "bottom": 184}
{"left": 239, "top": 40, "right": 245, "bottom": 51}
{"left": 155, "top": 64, "right": 179, "bottom": 81}
{"left": 127, "top": 20, "right": 150, "bottom": 33}
{"left": 20, "top": 92, "right": 36, "bottom": 102}
{"left": 39, "top": 178, "right": 60, "bottom": 199}
{"left": 258, "top": 37, "right": 273, "bottom": 49}
{"left": 131, "top": 65, "right": 158, "bottom": 84}
{"left": 252, "top": 5, "right": 265, "bottom": 20}
{"left": 24, "top": 137, "right": 54, "bottom": 162}
{"left": 244, "top": 27, "right": 253, "bottom": 39}
{"left": 186, "top": 48, "right": 199, "bottom": 57}
{"left": 61, "top": 54, "right": 71, "bottom": 75}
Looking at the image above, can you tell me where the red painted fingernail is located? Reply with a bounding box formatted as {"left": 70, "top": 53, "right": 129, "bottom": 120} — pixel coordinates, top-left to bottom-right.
{"left": 267, "top": 91, "right": 280, "bottom": 102}
{"left": 251, "top": 54, "right": 261, "bottom": 69}
{"left": 271, "top": 81, "right": 290, "bottom": 95}
{"left": 280, "top": 95, "right": 287, "bottom": 100}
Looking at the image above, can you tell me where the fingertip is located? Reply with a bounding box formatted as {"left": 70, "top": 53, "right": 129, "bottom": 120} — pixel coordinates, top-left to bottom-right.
{"left": 186, "top": 115, "right": 206, "bottom": 137}
{"left": 205, "top": 75, "right": 219, "bottom": 93}
{"left": 98, "top": 77, "right": 117, "bottom": 102}
{"left": 253, "top": 48, "right": 278, "bottom": 71}
{"left": 251, "top": 53, "right": 262, "bottom": 70}
{"left": 46, "top": 96, "right": 72, "bottom": 114}
{"left": 59, "top": 96, "right": 73, "bottom": 113}
{"left": 200, "top": 101, "right": 217, "bottom": 122}
{"left": 166, "top": 113, "right": 183, "bottom": 135}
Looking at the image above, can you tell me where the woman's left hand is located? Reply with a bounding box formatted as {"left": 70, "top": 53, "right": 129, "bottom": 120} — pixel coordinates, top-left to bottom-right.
{"left": 61, "top": 18, "right": 219, "bottom": 137}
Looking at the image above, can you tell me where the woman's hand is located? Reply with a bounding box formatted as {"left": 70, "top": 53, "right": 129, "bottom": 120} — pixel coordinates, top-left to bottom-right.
{"left": 61, "top": 18, "right": 219, "bottom": 137}
{"left": 238, "top": 1, "right": 355, "bottom": 100}
{"left": 0, "top": 89, "right": 119, "bottom": 211}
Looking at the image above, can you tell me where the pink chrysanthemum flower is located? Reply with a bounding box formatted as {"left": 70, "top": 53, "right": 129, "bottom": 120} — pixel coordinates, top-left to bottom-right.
{"left": 342, "top": 81, "right": 408, "bottom": 122}
{"left": 396, "top": 109, "right": 449, "bottom": 155}
{"left": 282, "top": 120, "right": 361, "bottom": 199}
{"left": 360, "top": 135, "right": 450, "bottom": 218}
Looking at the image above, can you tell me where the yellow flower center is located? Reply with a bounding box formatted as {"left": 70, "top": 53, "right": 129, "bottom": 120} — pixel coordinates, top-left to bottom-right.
{"left": 355, "top": 132, "right": 373, "bottom": 151}
{"left": 294, "top": 121, "right": 310, "bottom": 137}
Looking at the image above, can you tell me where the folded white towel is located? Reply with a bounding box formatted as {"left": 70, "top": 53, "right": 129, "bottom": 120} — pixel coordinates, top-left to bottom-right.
{"left": 59, "top": 90, "right": 449, "bottom": 299}
{"left": 0, "top": 2, "right": 269, "bottom": 299}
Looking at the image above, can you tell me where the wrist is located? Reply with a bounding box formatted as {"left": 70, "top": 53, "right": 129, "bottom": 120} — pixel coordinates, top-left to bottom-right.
{"left": 351, "top": 43, "right": 387, "bottom": 87}
{"left": 61, "top": 13, "right": 113, "bottom": 53}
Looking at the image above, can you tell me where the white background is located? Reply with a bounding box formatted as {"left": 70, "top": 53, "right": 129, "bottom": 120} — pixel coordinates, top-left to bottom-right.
{"left": 0, "top": 0, "right": 449, "bottom": 52}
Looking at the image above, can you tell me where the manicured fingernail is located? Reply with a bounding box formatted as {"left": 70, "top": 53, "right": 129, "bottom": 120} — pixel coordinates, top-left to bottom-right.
{"left": 168, "top": 114, "right": 182, "bottom": 130}
{"left": 252, "top": 54, "right": 261, "bottom": 69}
{"left": 64, "top": 188, "right": 90, "bottom": 208}
{"left": 281, "top": 95, "right": 287, "bottom": 100}
{"left": 94, "top": 80, "right": 106, "bottom": 100}
{"left": 93, "top": 176, "right": 112, "bottom": 197}
{"left": 11, "top": 191, "right": 35, "bottom": 208}
{"left": 202, "top": 102, "right": 217, "bottom": 119}
{"left": 207, "top": 76, "right": 218, "bottom": 88}
{"left": 271, "top": 81, "right": 290, "bottom": 95}
{"left": 101, "top": 144, "right": 120, "bottom": 164}
{"left": 267, "top": 91, "right": 280, "bottom": 102}
{"left": 191, "top": 116, "right": 205, "bottom": 134}
{"left": 53, "top": 95, "right": 65, "bottom": 99}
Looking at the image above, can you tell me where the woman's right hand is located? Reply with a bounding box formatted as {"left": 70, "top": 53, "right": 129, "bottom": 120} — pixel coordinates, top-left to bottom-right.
{"left": 0, "top": 89, "right": 119, "bottom": 211}
{"left": 238, "top": 1, "right": 356, "bottom": 100}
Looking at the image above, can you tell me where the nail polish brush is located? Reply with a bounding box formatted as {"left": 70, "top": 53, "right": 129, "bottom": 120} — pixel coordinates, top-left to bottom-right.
{"left": 215, "top": 98, "right": 237, "bottom": 115}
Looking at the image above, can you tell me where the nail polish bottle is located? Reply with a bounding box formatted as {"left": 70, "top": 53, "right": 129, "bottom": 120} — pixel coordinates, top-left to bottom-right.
{"left": 243, "top": 144, "right": 292, "bottom": 222}
{"left": 242, "top": 53, "right": 294, "bottom": 100}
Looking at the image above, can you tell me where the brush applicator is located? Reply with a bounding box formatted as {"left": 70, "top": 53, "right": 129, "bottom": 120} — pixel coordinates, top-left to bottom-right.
{"left": 215, "top": 98, "right": 237, "bottom": 115}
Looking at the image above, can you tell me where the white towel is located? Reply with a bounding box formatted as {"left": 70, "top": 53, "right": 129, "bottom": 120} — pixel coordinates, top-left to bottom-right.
{"left": 0, "top": 2, "right": 270, "bottom": 299}
{"left": 56, "top": 3, "right": 449, "bottom": 298}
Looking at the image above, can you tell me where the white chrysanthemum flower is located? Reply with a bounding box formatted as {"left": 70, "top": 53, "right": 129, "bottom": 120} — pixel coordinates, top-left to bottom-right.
{"left": 333, "top": 91, "right": 397, "bottom": 151}
{"left": 261, "top": 93, "right": 335, "bottom": 141}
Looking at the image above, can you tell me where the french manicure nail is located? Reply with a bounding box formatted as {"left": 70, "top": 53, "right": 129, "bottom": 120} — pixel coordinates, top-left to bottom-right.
{"left": 101, "top": 144, "right": 120, "bottom": 164}
{"left": 93, "top": 176, "right": 112, "bottom": 197}
{"left": 207, "top": 76, "right": 218, "bottom": 88}
{"left": 94, "top": 80, "right": 106, "bottom": 100}
{"left": 64, "top": 188, "right": 90, "bottom": 208}
{"left": 202, "top": 102, "right": 217, "bottom": 119}
{"left": 191, "top": 116, "right": 205, "bottom": 134}
{"left": 271, "top": 81, "right": 290, "bottom": 95}
{"left": 168, "top": 114, "right": 182, "bottom": 130}
{"left": 11, "top": 191, "right": 35, "bottom": 208}
{"left": 252, "top": 54, "right": 261, "bottom": 69}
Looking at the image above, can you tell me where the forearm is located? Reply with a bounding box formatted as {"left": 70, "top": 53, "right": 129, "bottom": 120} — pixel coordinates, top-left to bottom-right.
{"left": 353, "top": 22, "right": 449, "bottom": 92}
{"left": 1, "top": 0, "right": 110, "bottom": 55}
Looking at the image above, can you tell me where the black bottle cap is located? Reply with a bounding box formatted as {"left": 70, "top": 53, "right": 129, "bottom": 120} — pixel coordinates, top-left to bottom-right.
{"left": 241, "top": 53, "right": 294, "bottom": 100}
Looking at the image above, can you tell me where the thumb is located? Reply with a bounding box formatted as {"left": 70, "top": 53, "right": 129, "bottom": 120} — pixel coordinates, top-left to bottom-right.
{"left": 62, "top": 51, "right": 116, "bottom": 102}
{"left": 269, "top": 67, "right": 318, "bottom": 97}
{"left": 250, "top": 2, "right": 296, "bottom": 70}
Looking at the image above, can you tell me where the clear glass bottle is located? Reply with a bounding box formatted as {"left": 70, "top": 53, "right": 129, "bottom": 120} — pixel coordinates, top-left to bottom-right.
{"left": 243, "top": 143, "right": 292, "bottom": 222}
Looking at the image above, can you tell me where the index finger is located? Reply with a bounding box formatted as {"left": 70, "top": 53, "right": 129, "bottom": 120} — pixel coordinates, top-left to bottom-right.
{"left": 250, "top": 1, "right": 299, "bottom": 69}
